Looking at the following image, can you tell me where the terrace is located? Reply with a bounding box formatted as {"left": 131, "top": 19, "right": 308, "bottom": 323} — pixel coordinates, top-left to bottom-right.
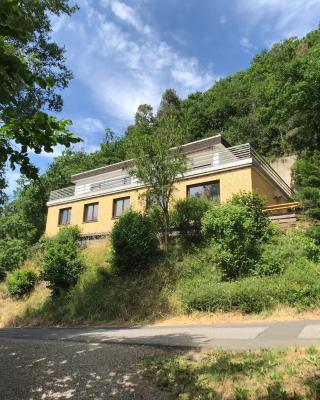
{"left": 48, "top": 143, "right": 293, "bottom": 204}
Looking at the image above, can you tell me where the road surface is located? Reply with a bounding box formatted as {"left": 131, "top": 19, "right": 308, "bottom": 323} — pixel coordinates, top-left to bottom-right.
{"left": 1, "top": 320, "right": 320, "bottom": 399}
{"left": 1, "top": 319, "right": 320, "bottom": 350}
{"left": 0, "top": 337, "right": 169, "bottom": 399}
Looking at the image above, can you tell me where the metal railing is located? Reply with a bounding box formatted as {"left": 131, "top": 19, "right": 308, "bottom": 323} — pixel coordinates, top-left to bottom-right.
{"left": 49, "top": 186, "right": 75, "bottom": 201}
{"left": 49, "top": 143, "right": 293, "bottom": 201}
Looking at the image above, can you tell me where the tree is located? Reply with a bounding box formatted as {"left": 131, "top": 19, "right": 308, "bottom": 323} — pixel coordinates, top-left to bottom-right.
{"left": 293, "top": 151, "right": 320, "bottom": 220}
{"left": 157, "top": 88, "right": 182, "bottom": 121}
{"left": 127, "top": 115, "right": 187, "bottom": 251}
{"left": 0, "top": 0, "right": 80, "bottom": 180}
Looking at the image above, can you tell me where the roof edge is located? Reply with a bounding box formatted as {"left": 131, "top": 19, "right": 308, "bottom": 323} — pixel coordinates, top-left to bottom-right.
{"left": 71, "top": 134, "right": 230, "bottom": 183}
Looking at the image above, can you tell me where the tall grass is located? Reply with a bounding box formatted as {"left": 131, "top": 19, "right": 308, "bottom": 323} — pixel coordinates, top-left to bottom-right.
{"left": 13, "top": 241, "right": 180, "bottom": 326}
{"left": 1, "top": 228, "right": 320, "bottom": 327}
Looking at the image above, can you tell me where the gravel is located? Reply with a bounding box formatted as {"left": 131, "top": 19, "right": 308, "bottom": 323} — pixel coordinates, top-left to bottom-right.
{"left": 0, "top": 337, "right": 169, "bottom": 400}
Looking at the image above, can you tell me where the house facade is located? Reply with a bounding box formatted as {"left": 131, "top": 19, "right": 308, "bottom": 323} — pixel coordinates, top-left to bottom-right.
{"left": 45, "top": 135, "right": 294, "bottom": 237}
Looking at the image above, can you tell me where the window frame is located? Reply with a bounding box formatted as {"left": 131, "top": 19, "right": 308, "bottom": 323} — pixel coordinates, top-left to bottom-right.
{"left": 58, "top": 207, "right": 72, "bottom": 226}
{"left": 186, "top": 180, "right": 220, "bottom": 202}
{"left": 83, "top": 202, "right": 99, "bottom": 223}
{"left": 112, "top": 196, "right": 130, "bottom": 219}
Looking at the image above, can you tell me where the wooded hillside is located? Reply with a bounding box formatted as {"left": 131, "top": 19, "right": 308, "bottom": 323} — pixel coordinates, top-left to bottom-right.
{"left": 1, "top": 26, "right": 320, "bottom": 245}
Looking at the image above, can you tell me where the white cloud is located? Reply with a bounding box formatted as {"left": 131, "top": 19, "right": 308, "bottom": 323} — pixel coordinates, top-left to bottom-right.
{"left": 237, "top": 0, "right": 320, "bottom": 42}
{"left": 219, "top": 16, "right": 227, "bottom": 25}
{"left": 239, "top": 36, "right": 256, "bottom": 53}
{"left": 240, "top": 37, "right": 252, "bottom": 49}
{"left": 108, "top": 0, "right": 152, "bottom": 35}
{"left": 73, "top": 117, "right": 105, "bottom": 135}
{"left": 57, "top": 1, "right": 216, "bottom": 122}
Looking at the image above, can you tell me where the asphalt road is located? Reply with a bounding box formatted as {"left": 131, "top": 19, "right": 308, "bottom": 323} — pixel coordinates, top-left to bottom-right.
{"left": 0, "top": 337, "right": 169, "bottom": 400}
{"left": 1, "top": 319, "right": 320, "bottom": 350}
{"left": 1, "top": 321, "right": 320, "bottom": 399}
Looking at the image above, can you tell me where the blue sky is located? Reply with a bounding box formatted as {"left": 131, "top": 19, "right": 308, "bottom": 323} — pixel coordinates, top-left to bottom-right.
{"left": 6, "top": 0, "right": 320, "bottom": 196}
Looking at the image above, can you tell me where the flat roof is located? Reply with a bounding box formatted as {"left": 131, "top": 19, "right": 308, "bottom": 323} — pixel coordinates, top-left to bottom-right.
{"left": 71, "top": 134, "right": 230, "bottom": 182}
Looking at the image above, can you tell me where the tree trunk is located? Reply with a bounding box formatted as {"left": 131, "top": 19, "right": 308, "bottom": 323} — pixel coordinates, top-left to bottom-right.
{"left": 163, "top": 208, "right": 170, "bottom": 253}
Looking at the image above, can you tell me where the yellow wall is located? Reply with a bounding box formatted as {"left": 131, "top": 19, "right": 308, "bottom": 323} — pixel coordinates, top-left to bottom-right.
{"left": 45, "top": 165, "right": 285, "bottom": 236}
{"left": 45, "top": 188, "right": 147, "bottom": 236}
{"left": 172, "top": 166, "right": 252, "bottom": 203}
{"left": 251, "top": 168, "right": 287, "bottom": 205}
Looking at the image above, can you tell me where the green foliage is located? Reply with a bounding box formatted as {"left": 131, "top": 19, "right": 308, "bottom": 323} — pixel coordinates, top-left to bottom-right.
{"left": 6, "top": 269, "right": 37, "bottom": 299}
{"left": 111, "top": 211, "right": 160, "bottom": 274}
{"left": 144, "top": 346, "right": 320, "bottom": 400}
{"left": 0, "top": 0, "right": 80, "bottom": 178}
{"left": 179, "top": 228, "right": 320, "bottom": 314}
{"left": 53, "top": 225, "right": 81, "bottom": 245}
{"left": 201, "top": 193, "right": 271, "bottom": 280}
{"left": 306, "top": 225, "right": 320, "bottom": 245}
{"left": 41, "top": 226, "right": 83, "bottom": 296}
{"left": 171, "top": 197, "right": 210, "bottom": 238}
{"left": 0, "top": 238, "right": 27, "bottom": 275}
{"left": 293, "top": 151, "right": 320, "bottom": 220}
{"left": 182, "top": 31, "right": 320, "bottom": 156}
{"left": 127, "top": 91, "right": 187, "bottom": 251}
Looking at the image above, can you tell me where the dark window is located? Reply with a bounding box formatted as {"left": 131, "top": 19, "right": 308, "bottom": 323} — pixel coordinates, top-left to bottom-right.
{"left": 113, "top": 197, "right": 130, "bottom": 218}
{"left": 58, "top": 208, "right": 71, "bottom": 225}
{"left": 83, "top": 202, "right": 99, "bottom": 222}
{"left": 187, "top": 181, "right": 220, "bottom": 202}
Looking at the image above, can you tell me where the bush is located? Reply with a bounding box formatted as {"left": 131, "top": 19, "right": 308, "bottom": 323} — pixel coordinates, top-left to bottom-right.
{"left": 201, "top": 193, "right": 271, "bottom": 280}
{"left": 6, "top": 269, "right": 38, "bottom": 299}
{"left": 293, "top": 151, "right": 320, "bottom": 220}
{"left": 41, "top": 226, "right": 83, "bottom": 296}
{"left": 0, "top": 238, "right": 27, "bottom": 275}
{"left": 306, "top": 225, "right": 320, "bottom": 245}
{"left": 180, "top": 260, "right": 320, "bottom": 314}
{"left": 171, "top": 197, "right": 210, "bottom": 238}
{"left": 179, "top": 228, "right": 320, "bottom": 314}
{"left": 111, "top": 210, "right": 160, "bottom": 274}
{"left": 54, "top": 225, "right": 81, "bottom": 244}
{"left": 181, "top": 276, "right": 275, "bottom": 314}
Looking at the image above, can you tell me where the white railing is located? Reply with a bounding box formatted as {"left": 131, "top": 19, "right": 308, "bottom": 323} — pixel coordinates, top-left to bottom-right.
{"left": 49, "top": 143, "right": 293, "bottom": 201}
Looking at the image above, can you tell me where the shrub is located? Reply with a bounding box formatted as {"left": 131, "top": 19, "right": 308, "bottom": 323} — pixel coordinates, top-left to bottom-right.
{"left": 181, "top": 276, "right": 275, "bottom": 314}
{"left": 55, "top": 225, "right": 81, "bottom": 244}
{"left": 41, "top": 226, "right": 83, "bottom": 296}
{"left": 0, "top": 238, "right": 27, "bottom": 275}
{"left": 171, "top": 197, "right": 210, "bottom": 238}
{"left": 306, "top": 225, "right": 320, "bottom": 245}
{"left": 201, "top": 193, "right": 271, "bottom": 280}
{"left": 293, "top": 151, "right": 320, "bottom": 220}
{"left": 111, "top": 210, "right": 160, "bottom": 274}
{"left": 180, "top": 259, "right": 320, "bottom": 314}
{"left": 6, "top": 269, "right": 38, "bottom": 299}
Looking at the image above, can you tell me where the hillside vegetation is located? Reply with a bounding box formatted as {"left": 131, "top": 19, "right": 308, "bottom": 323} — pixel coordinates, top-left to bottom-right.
{"left": 1, "top": 27, "right": 320, "bottom": 253}
{"left": 0, "top": 194, "right": 319, "bottom": 328}
{"left": 0, "top": 28, "right": 320, "bottom": 327}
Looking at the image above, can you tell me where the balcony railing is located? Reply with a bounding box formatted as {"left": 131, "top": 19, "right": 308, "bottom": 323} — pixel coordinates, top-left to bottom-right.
{"left": 49, "top": 143, "right": 293, "bottom": 202}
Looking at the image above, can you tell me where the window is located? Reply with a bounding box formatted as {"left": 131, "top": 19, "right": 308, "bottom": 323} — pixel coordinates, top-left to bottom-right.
{"left": 83, "top": 202, "right": 99, "bottom": 222}
{"left": 58, "top": 208, "right": 71, "bottom": 225}
{"left": 187, "top": 181, "right": 220, "bottom": 202}
{"left": 113, "top": 197, "right": 130, "bottom": 218}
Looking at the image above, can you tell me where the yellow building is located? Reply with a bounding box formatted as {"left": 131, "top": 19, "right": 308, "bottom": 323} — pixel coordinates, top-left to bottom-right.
{"left": 45, "top": 135, "right": 294, "bottom": 238}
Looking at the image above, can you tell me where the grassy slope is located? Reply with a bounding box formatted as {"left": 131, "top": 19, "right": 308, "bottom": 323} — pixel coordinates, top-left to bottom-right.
{"left": 1, "top": 228, "right": 320, "bottom": 328}
{"left": 143, "top": 345, "right": 320, "bottom": 399}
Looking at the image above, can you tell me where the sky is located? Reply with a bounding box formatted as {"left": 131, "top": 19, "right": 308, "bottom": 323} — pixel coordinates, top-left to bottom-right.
{"left": 6, "top": 0, "right": 320, "bottom": 196}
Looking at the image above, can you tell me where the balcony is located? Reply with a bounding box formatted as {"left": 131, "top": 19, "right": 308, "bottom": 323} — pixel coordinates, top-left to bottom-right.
{"left": 48, "top": 143, "right": 293, "bottom": 203}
